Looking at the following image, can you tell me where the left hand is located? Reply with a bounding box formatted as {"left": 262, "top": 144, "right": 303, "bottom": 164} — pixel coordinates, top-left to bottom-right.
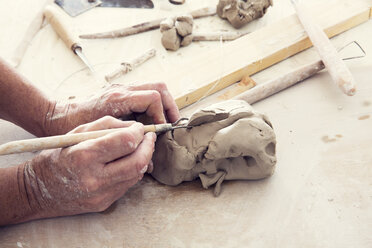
{"left": 43, "top": 82, "right": 180, "bottom": 135}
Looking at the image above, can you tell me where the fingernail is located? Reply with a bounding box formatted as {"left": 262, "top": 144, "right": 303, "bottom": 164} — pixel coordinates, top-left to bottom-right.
{"left": 140, "top": 165, "right": 148, "bottom": 174}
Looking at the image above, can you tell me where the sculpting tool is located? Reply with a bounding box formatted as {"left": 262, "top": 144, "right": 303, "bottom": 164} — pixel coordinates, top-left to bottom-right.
{"left": 0, "top": 120, "right": 190, "bottom": 156}
{"left": 44, "top": 4, "right": 96, "bottom": 74}
{"left": 291, "top": 0, "right": 357, "bottom": 96}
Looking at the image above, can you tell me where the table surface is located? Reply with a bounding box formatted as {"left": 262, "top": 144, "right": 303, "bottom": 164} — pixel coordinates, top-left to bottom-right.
{"left": 0, "top": 0, "right": 371, "bottom": 247}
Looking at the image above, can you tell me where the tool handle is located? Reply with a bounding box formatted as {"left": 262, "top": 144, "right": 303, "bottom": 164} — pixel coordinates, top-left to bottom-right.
{"left": 292, "top": 0, "right": 356, "bottom": 96}
{"left": 0, "top": 124, "right": 172, "bottom": 155}
{"left": 44, "top": 4, "right": 81, "bottom": 51}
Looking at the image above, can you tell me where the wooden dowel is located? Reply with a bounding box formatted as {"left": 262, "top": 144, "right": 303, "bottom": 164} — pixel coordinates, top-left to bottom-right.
{"left": 192, "top": 31, "right": 250, "bottom": 41}
{"left": 0, "top": 124, "right": 173, "bottom": 155}
{"left": 105, "top": 49, "right": 156, "bottom": 82}
{"left": 234, "top": 60, "right": 325, "bottom": 104}
{"left": 291, "top": 0, "right": 356, "bottom": 96}
{"left": 79, "top": 7, "right": 216, "bottom": 39}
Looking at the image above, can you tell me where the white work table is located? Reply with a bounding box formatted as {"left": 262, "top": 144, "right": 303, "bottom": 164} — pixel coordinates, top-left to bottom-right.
{"left": 0, "top": 0, "right": 371, "bottom": 247}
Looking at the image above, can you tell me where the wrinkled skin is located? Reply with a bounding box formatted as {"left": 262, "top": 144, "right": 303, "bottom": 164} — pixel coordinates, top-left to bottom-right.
{"left": 44, "top": 82, "right": 181, "bottom": 136}
{"left": 0, "top": 57, "right": 180, "bottom": 225}
{"left": 1, "top": 117, "right": 157, "bottom": 225}
{"left": 27, "top": 118, "right": 156, "bottom": 216}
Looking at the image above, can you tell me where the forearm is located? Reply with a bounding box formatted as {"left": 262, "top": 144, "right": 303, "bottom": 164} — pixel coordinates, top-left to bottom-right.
{"left": 0, "top": 57, "right": 54, "bottom": 136}
{"left": 0, "top": 164, "right": 40, "bottom": 226}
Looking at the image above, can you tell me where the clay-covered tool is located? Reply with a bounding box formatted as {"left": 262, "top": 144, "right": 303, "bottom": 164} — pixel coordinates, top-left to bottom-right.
{"left": 0, "top": 119, "right": 190, "bottom": 156}
{"left": 44, "top": 4, "right": 95, "bottom": 73}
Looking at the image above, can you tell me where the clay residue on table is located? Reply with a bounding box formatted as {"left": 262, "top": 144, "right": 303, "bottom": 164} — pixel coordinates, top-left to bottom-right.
{"left": 358, "top": 115, "right": 370, "bottom": 120}
{"left": 217, "top": 0, "right": 273, "bottom": 28}
{"left": 151, "top": 100, "right": 277, "bottom": 196}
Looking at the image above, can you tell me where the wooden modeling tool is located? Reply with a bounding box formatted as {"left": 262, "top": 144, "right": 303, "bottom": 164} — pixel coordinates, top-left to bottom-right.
{"left": 0, "top": 119, "right": 189, "bottom": 156}
{"left": 80, "top": 6, "right": 217, "bottom": 39}
{"left": 44, "top": 4, "right": 95, "bottom": 73}
{"left": 291, "top": 0, "right": 357, "bottom": 96}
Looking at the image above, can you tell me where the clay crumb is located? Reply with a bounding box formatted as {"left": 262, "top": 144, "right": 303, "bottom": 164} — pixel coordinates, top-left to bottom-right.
{"left": 362, "top": 101, "right": 371, "bottom": 107}
{"left": 358, "top": 115, "right": 370, "bottom": 120}
{"left": 321, "top": 135, "right": 337, "bottom": 143}
{"left": 335, "top": 134, "right": 343, "bottom": 138}
{"left": 68, "top": 96, "right": 76, "bottom": 100}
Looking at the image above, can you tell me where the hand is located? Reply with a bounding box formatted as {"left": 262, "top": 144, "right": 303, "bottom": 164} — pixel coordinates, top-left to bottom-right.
{"left": 21, "top": 116, "right": 156, "bottom": 219}
{"left": 44, "top": 82, "right": 180, "bottom": 136}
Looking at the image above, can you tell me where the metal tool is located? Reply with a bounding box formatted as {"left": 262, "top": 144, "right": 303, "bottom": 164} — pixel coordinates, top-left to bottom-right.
{"left": 55, "top": 0, "right": 154, "bottom": 17}
{"left": 99, "top": 0, "right": 154, "bottom": 8}
{"left": 54, "top": 0, "right": 101, "bottom": 17}
{"left": 0, "top": 119, "right": 190, "bottom": 155}
{"left": 44, "top": 5, "right": 95, "bottom": 74}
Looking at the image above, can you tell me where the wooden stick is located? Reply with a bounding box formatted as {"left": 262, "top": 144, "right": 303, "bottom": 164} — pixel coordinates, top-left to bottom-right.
{"left": 291, "top": 0, "right": 356, "bottom": 96}
{"left": 192, "top": 31, "right": 250, "bottom": 41}
{"left": 11, "top": 0, "right": 50, "bottom": 68}
{"left": 105, "top": 49, "right": 156, "bottom": 82}
{"left": 0, "top": 124, "right": 174, "bottom": 156}
{"left": 79, "top": 7, "right": 216, "bottom": 39}
{"left": 233, "top": 60, "right": 325, "bottom": 104}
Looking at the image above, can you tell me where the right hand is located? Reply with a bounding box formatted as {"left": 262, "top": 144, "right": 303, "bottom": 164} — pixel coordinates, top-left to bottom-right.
{"left": 21, "top": 116, "right": 156, "bottom": 220}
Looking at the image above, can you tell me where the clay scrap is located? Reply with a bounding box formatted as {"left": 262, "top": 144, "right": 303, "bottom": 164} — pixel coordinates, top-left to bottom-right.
{"left": 160, "top": 15, "right": 194, "bottom": 51}
{"left": 217, "top": 0, "right": 273, "bottom": 28}
{"left": 160, "top": 15, "right": 250, "bottom": 51}
{"left": 151, "top": 100, "right": 277, "bottom": 196}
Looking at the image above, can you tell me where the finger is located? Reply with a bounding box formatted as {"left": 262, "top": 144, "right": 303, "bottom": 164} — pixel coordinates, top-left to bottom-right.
{"left": 103, "top": 132, "right": 156, "bottom": 184}
{"left": 128, "top": 83, "right": 180, "bottom": 123}
{"left": 74, "top": 122, "right": 145, "bottom": 163}
{"left": 69, "top": 116, "right": 135, "bottom": 134}
{"left": 103, "top": 177, "right": 141, "bottom": 208}
{"left": 126, "top": 90, "right": 167, "bottom": 124}
{"left": 90, "top": 177, "right": 139, "bottom": 212}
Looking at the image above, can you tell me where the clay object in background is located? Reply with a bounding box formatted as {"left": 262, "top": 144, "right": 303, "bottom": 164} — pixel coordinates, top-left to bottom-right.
{"left": 151, "top": 100, "right": 277, "bottom": 196}
{"left": 161, "top": 27, "right": 181, "bottom": 51}
{"left": 160, "top": 15, "right": 193, "bottom": 51}
{"left": 217, "top": 0, "right": 273, "bottom": 28}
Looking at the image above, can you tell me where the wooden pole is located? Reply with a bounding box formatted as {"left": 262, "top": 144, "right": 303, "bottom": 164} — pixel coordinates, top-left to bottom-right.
{"left": 192, "top": 31, "right": 250, "bottom": 41}
{"left": 291, "top": 0, "right": 356, "bottom": 96}
{"left": 0, "top": 124, "right": 174, "bottom": 155}
{"left": 234, "top": 60, "right": 325, "bottom": 104}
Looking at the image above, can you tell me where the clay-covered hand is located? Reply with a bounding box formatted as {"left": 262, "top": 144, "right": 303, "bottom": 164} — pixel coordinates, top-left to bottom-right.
{"left": 43, "top": 82, "right": 180, "bottom": 136}
{"left": 20, "top": 116, "right": 156, "bottom": 221}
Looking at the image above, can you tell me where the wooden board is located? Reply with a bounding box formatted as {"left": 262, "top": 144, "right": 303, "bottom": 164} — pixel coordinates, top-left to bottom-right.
{"left": 171, "top": 0, "right": 372, "bottom": 109}
{"left": 1, "top": 1, "right": 372, "bottom": 247}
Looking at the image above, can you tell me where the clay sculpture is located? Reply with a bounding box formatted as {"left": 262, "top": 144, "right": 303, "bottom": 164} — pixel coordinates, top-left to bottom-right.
{"left": 217, "top": 0, "right": 273, "bottom": 28}
{"left": 151, "top": 100, "right": 277, "bottom": 196}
